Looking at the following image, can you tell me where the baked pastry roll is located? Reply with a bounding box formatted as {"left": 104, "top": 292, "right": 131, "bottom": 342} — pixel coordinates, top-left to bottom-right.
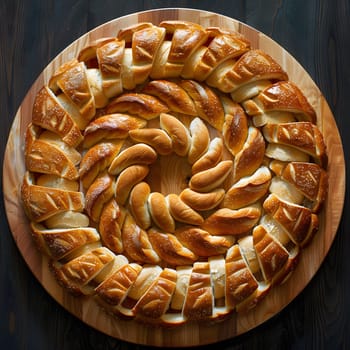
{"left": 263, "top": 122, "right": 327, "bottom": 167}
{"left": 151, "top": 21, "right": 208, "bottom": 79}
{"left": 95, "top": 262, "right": 142, "bottom": 306}
{"left": 143, "top": 80, "right": 197, "bottom": 116}
{"left": 148, "top": 228, "right": 198, "bottom": 266}
{"left": 30, "top": 222, "right": 100, "bottom": 261}
{"left": 83, "top": 113, "right": 146, "bottom": 148}
{"left": 206, "top": 49, "right": 288, "bottom": 93}
{"left": 263, "top": 194, "right": 319, "bottom": 247}
{"left": 51, "top": 246, "right": 116, "bottom": 295}
{"left": 80, "top": 141, "right": 123, "bottom": 188}
{"left": 21, "top": 172, "right": 85, "bottom": 222}
{"left": 225, "top": 245, "right": 267, "bottom": 311}
{"left": 181, "top": 27, "right": 250, "bottom": 81}
{"left": 25, "top": 124, "right": 81, "bottom": 180}
{"left": 183, "top": 262, "right": 213, "bottom": 320}
{"left": 49, "top": 60, "right": 96, "bottom": 123}
{"left": 32, "top": 86, "right": 83, "bottom": 147}
{"left": 99, "top": 198, "right": 126, "bottom": 254}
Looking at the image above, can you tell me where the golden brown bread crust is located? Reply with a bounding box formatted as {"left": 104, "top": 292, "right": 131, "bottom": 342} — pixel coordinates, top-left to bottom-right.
{"left": 159, "top": 21, "right": 208, "bottom": 63}
{"left": 182, "top": 27, "right": 250, "bottom": 81}
{"left": 95, "top": 39, "right": 125, "bottom": 97}
{"left": 225, "top": 245, "right": 259, "bottom": 309}
{"left": 51, "top": 247, "right": 115, "bottom": 295}
{"left": 179, "top": 188, "right": 225, "bottom": 211}
{"left": 21, "top": 20, "right": 329, "bottom": 325}
{"left": 262, "top": 122, "right": 327, "bottom": 167}
{"left": 128, "top": 182, "right": 152, "bottom": 229}
{"left": 148, "top": 192, "right": 175, "bottom": 233}
{"left": 207, "top": 49, "right": 289, "bottom": 93}
{"left": 48, "top": 60, "right": 96, "bottom": 123}
{"left": 94, "top": 39, "right": 125, "bottom": 97}
{"left": 183, "top": 262, "right": 213, "bottom": 320}
{"left": 128, "top": 128, "right": 173, "bottom": 155}
{"left": 202, "top": 207, "right": 261, "bottom": 236}
{"left": 255, "top": 215, "right": 302, "bottom": 286}
{"left": 188, "top": 117, "right": 210, "bottom": 164}
{"left": 191, "top": 137, "right": 223, "bottom": 174}
{"left": 30, "top": 222, "right": 100, "bottom": 260}
{"left": 115, "top": 165, "right": 149, "bottom": 205}
{"left": 133, "top": 268, "right": 177, "bottom": 320}
{"left": 99, "top": 199, "right": 126, "bottom": 254}
{"left": 79, "top": 141, "right": 123, "bottom": 189}
{"left": 148, "top": 228, "right": 198, "bottom": 266}
{"left": 83, "top": 113, "right": 146, "bottom": 148}
{"left": 121, "top": 214, "right": 160, "bottom": 264}
{"left": 77, "top": 37, "right": 115, "bottom": 65}
{"left": 166, "top": 193, "right": 204, "bottom": 225}
{"left": 21, "top": 172, "right": 85, "bottom": 222}
{"left": 251, "top": 81, "right": 317, "bottom": 123}
{"left": 32, "top": 87, "right": 83, "bottom": 147}
{"left": 85, "top": 172, "right": 115, "bottom": 222}
{"left": 233, "top": 126, "right": 266, "bottom": 181}
{"left": 123, "top": 24, "right": 165, "bottom": 58}
{"left": 222, "top": 105, "right": 249, "bottom": 156}
{"left": 159, "top": 113, "right": 191, "bottom": 156}
{"left": 25, "top": 124, "right": 81, "bottom": 180}
{"left": 175, "top": 226, "right": 234, "bottom": 257}
{"left": 281, "top": 162, "right": 328, "bottom": 212}
{"left": 95, "top": 263, "right": 142, "bottom": 305}
{"left": 119, "top": 24, "right": 166, "bottom": 89}
{"left": 253, "top": 225, "right": 289, "bottom": 281}
{"left": 150, "top": 21, "right": 208, "bottom": 79}
{"left": 107, "top": 93, "right": 169, "bottom": 119}
{"left": 143, "top": 80, "right": 197, "bottom": 115}
{"left": 180, "top": 80, "right": 225, "bottom": 130}
{"left": 189, "top": 160, "right": 233, "bottom": 192}
{"left": 117, "top": 22, "right": 157, "bottom": 40}
{"left": 51, "top": 246, "right": 116, "bottom": 296}
{"left": 222, "top": 166, "right": 271, "bottom": 209}
{"left": 108, "top": 143, "right": 157, "bottom": 175}
{"left": 263, "top": 194, "right": 319, "bottom": 247}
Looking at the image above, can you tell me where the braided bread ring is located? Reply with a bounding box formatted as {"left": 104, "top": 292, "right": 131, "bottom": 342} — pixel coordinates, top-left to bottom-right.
{"left": 21, "top": 20, "right": 328, "bottom": 326}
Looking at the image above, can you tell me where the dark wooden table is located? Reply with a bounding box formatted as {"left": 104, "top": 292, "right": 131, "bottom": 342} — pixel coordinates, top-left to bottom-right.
{"left": 1, "top": 1, "right": 349, "bottom": 349}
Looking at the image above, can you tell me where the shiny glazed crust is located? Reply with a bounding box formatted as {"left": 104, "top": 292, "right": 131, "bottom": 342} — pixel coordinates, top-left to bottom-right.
{"left": 21, "top": 21, "right": 328, "bottom": 326}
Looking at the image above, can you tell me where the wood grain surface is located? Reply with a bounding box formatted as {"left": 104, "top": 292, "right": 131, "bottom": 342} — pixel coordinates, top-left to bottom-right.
{"left": 1, "top": 1, "right": 349, "bottom": 350}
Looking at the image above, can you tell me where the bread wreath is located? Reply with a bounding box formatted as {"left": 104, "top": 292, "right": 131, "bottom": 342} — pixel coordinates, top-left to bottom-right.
{"left": 21, "top": 21, "right": 328, "bottom": 325}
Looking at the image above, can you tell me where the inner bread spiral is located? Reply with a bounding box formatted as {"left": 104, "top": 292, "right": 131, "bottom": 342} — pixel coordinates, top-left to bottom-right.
{"left": 21, "top": 21, "right": 328, "bottom": 325}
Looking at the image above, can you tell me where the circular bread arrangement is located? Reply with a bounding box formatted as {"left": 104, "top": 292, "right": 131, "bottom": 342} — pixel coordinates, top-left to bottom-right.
{"left": 21, "top": 20, "right": 328, "bottom": 326}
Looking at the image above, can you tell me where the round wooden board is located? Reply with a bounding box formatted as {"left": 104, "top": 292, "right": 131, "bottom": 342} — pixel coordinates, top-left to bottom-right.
{"left": 3, "top": 8, "right": 346, "bottom": 347}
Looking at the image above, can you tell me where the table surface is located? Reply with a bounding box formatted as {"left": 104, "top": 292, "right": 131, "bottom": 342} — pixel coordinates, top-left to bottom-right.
{"left": 1, "top": 1, "right": 349, "bottom": 349}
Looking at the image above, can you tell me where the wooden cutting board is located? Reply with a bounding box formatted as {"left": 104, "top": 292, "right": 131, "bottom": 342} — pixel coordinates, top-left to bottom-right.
{"left": 3, "top": 8, "right": 345, "bottom": 347}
